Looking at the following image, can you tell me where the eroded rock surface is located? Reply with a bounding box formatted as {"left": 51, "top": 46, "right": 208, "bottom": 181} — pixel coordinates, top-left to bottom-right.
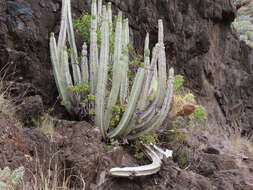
{"left": 0, "top": 112, "right": 54, "bottom": 184}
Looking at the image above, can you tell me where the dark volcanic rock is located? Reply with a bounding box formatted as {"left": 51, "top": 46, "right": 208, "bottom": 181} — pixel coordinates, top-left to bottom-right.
{"left": 0, "top": 112, "right": 54, "bottom": 184}
{"left": 211, "top": 169, "right": 253, "bottom": 190}
{"left": 15, "top": 95, "right": 44, "bottom": 127}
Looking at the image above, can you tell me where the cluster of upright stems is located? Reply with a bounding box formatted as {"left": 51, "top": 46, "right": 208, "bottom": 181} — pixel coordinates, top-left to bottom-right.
{"left": 50, "top": 0, "right": 174, "bottom": 140}
{"left": 233, "top": 0, "right": 253, "bottom": 47}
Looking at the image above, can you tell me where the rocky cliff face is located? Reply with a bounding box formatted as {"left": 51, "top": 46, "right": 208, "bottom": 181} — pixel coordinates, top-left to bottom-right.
{"left": 0, "top": 0, "right": 252, "bottom": 135}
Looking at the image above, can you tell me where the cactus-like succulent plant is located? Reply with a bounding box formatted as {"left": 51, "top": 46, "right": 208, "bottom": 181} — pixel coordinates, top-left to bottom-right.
{"left": 233, "top": 0, "right": 253, "bottom": 47}
{"left": 50, "top": 0, "right": 174, "bottom": 177}
{"left": 50, "top": 0, "right": 174, "bottom": 141}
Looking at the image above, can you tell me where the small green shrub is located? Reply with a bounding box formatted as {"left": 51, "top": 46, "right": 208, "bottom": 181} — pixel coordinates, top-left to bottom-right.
{"left": 110, "top": 104, "right": 127, "bottom": 127}
{"left": 131, "top": 133, "right": 158, "bottom": 159}
{"left": 106, "top": 139, "right": 120, "bottom": 148}
{"left": 67, "top": 83, "right": 90, "bottom": 93}
{"left": 134, "top": 152, "right": 145, "bottom": 159}
{"left": 60, "top": 100, "right": 69, "bottom": 106}
{"left": 173, "top": 75, "right": 184, "bottom": 92}
{"left": 183, "top": 93, "right": 196, "bottom": 104}
{"left": 130, "top": 55, "right": 142, "bottom": 67}
{"left": 165, "top": 127, "right": 186, "bottom": 143}
{"left": 74, "top": 13, "right": 104, "bottom": 44}
{"left": 193, "top": 105, "right": 207, "bottom": 120}
{"left": 171, "top": 83, "right": 207, "bottom": 129}
{"left": 139, "top": 133, "right": 158, "bottom": 144}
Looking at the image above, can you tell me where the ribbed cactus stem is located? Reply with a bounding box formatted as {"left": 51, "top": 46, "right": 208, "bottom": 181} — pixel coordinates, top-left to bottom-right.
{"left": 124, "top": 46, "right": 159, "bottom": 133}
{"left": 90, "top": 0, "right": 99, "bottom": 94}
{"left": 120, "top": 19, "right": 129, "bottom": 104}
{"left": 155, "top": 20, "right": 167, "bottom": 108}
{"left": 137, "top": 45, "right": 159, "bottom": 122}
{"left": 50, "top": 1, "right": 74, "bottom": 114}
{"left": 148, "top": 45, "right": 159, "bottom": 100}
{"left": 97, "top": 0, "right": 102, "bottom": 23}
{"left": 158, "top": 19, "right": 164, "bottom": 44}
{"left": 61, "top": 47, "right": 76, "bottom": 109}
{"left": 125, "top": 18, "right": 130, "bottom": 44}
{"left": 58, "top": 0, "right": 67, "bottom": 49}
{"left": 107, "top": 2, "right": 113, "bottom": 67}
{"left": 104, "top": 12, "right": 123, "bottom": 131}
{"left": 80, "top": 42, "right": 89, "bottom": 83}
{"left": 50, "top": 33, "right": 62, "bottom": 98}
{"left": 107, "top": 2, "right": 112, "bottom": 26}
{"left": 139, "top": 33, "right": 151, "bottom": 110}
{"left": 133, "top": 28, "right": 167, "bottom": 131}
{"left": 108, "top": 68, "right": 146, "bottom": 138}
{"left": 127, "top": 68, "right": 174, "bottom": 139}
{"left": 95, "top": 6, "right": 110, "bottom": 138}
{"left": 144, "top": 33, "right": 150, "bottom": 66}
{"left": 62, "top": 48, "right": 73, "bottom": 88}
{"left": 130, "top": 21, "right": 167, "bottom": 133}
{"left": 66, "top": 0, "right": 81, "bottom": 85}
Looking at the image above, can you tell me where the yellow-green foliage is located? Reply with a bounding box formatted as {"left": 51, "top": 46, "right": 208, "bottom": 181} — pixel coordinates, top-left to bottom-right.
{"left": 106, "top": 139, "right": 120, "bottom": 148}
{"left": 173, "top": 75, "right": 184, "bottom": 92}
{"left": 172, "top": 75, "right": 207, "bottom": 121}
{"left": 66, "top": 83, "right": 97, "bottom": 109}
{"left": 166, "top": 76, "right": 207, "bottom": 166}
{"left": 130, "top": 55, "right": 142, "bottom": 67}
{"left": 60, "top": 100, "right": 69, "bottom": 106}
{"left": 110, "top": 104, "right": 127, "bottom": 127}
{"left": 128, "top": 54, "right": 143, "bottom": 86}
{"left": 74, "top": 13, "right": 91, "bottom": 42}
{"left": 139, "top": 133, "right": 158, "bottom": 144}
{"left": 74, "top": 14, "right": 101, "bottom": 45}
{"left": 173, "top": 91, "right": 207, "bottom": 122}
{"left": 183, "top": 93, "right": 196, "bottom": 104}
{"left": 192, "top": 105, "right": 207, "bottom": 120}
{"left": 165, "top": 127, "right": 186, "bottom": 143}
{"left": 131, "top": 133, "right": 158, "bottom": 159}
{"left": 67, "top": 83, "right": 90, "bottom": 93}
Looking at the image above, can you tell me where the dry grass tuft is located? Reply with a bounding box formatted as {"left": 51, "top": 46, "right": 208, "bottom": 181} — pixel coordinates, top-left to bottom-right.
{"left": 0, "top": 81, "right": 15, "bottom": 116}
{"left": 36, "top": 114, "right": 58, "bottom": 137}
{"left": 0, "top": 79, "right": 23, "bottom": 129}
{"left": 229, "top": 130, "right": 253, "bottom": 158}
{"left": 20, "top": 153, "right": 86, "bottom": 190}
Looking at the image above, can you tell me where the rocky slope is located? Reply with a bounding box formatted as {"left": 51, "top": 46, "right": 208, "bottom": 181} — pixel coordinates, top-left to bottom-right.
{"left": 0, "top": 0, "right": 253, "bottom": 189}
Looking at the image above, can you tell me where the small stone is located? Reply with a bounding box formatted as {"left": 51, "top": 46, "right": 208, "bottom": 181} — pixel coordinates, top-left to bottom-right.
{"left": 203, "top": 147, "right": 220, "bottom": 155}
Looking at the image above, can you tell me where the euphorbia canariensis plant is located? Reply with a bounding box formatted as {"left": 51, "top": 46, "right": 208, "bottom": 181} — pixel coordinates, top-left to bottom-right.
{"left": 50, "top": 0, "right": 174, "bottom": 177}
